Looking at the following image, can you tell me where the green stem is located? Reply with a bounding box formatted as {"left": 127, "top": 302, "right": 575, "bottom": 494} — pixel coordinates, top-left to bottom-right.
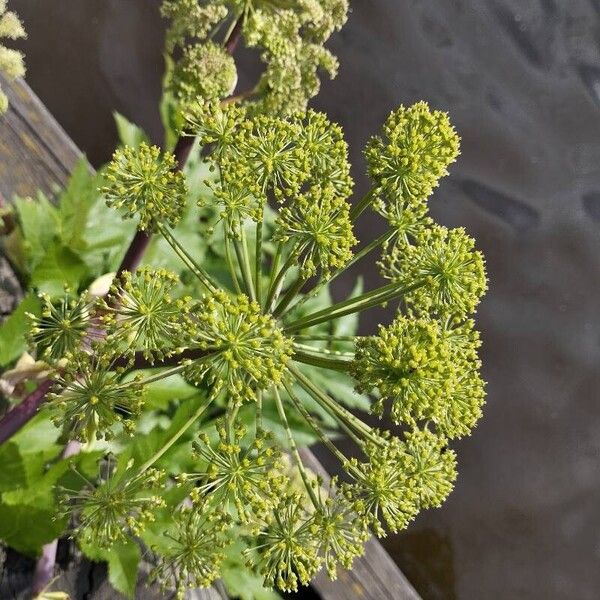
{"left": 264, "top": 241, "right": 283, "bottom": 311}
{"left": 157, "top": 222, "right": 217, "bottom": 293}
{"left": 289, "top": 364, "right": 381, "bottom": 446}
{"left": 256, "top": 389, "right": 263, "bottom": 433}
{"left": 273, "top": 387, "right": 320, "bottom": 508}
{"left": 138, "top": 364, "right": 188, "bottom": 386}
{"left": 233, "top": 228, "right": 256, "bottom": 301}
{"left": 292, "top": 344, "right": 353, "bottom": 372}
{"left": 283, "top": 380, "right": 350, "bottom": 468}
{"left": 283, "top": 228, "right": 396, "bottom": 318}
{"left": 264, "top": 242, "right": 303, "bottom": 312}
{"left": 224, "top": 222, "right": 242, "bottom": 295}
{"left": 350, "top": 188, "right": 376, "bottom": 221}
{"left": 272, "top": 275, "right": 305, "bottom": 318}
{"left": 285, "top": 280, "right": 423, "bottom": 333}
{"left": 138, "top": 396, "right": 213, "bottom": 473}
{"left": 254, "top": 218, "right": 263, "bottom": 306}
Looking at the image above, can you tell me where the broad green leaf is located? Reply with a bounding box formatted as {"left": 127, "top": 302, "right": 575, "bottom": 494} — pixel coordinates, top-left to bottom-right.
{"left": 0, "top": 293, "right": 40, "bottom": 366}
{"left": 113, "top": 112, "right": 149, "bottom": 149}
{"left": 222, "top": 540, "right": 280, "bottom": 600}
{"left": 13, "top": 193, "right": 59, "bottom": 270}
{"left": 0, "top": 443, "right": 27, "bottom": 492}
{"left": 107, "top": 541, "right": 141, "bottom": 599}
{"left": 57, "top": 159, "right": 99, "bottom": 250}
{"left": 30, "top": 242, "right": 88, "bottom": 295}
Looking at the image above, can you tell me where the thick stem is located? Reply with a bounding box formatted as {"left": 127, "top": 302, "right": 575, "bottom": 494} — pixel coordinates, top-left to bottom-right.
{"left": 0, "top": 379, "right": 53, "bottom": 446}
{"left": 116, "top": 230, "right": 151, "bottom": 276}
{"left": 224, "top": 16, "right": 243, "bottom": 54}
{"left": 349, "top": 188, "right": 376, "bottom": 221}
{"left": 31, "top": 540, "right": 57, "bottom": 595}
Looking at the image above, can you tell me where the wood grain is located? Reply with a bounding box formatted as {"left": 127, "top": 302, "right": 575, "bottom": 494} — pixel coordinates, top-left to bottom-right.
{"left": 0, "top": 74, "right": 421, "bottom": 600}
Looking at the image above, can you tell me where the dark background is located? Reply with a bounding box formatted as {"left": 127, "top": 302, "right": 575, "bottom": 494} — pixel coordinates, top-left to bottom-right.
{"left": 11, "top": 1, "right": 600, "bottom": 598}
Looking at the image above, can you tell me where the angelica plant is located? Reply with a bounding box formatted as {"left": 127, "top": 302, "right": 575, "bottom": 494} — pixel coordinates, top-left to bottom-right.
{"left": 0, "top": 2, "right": 489, "bottom": 598}
{"left": 20, "top": 97, "right": 486, "bottom": 594}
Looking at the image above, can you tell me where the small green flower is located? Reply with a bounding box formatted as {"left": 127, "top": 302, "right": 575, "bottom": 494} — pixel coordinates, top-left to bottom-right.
{"left": 102, "top": 142, "right": 188, "bottom": 231}
{"left": 310, "top": 488, "right": 368, "bottom": 580}
{"left": 365, "top": 101, "right": 460, "bottom": 202}
{"left": 342, "top": 437, "right": 419, "bottom": 537}
{"left": 403, "top": 427, "right": 457, "bottom": 510}
{"left": 171, "top": 41, "right": 238, "bottom": 103}
{"left": 352, "top": 316, "right": 455, "bottom": 428}
{"left": 48, "top": 351, "right": 145, "bottom": 442}
{"left": 150, "top": 501, "right": 232, "bottom": 598}
{"left": 185, "top": 291, "right": 294, "bottom": 405}
{"left": 247, "top": 492, "right": 321, "bottom": 592}
{"left": 274, "top": 185, "right": 356, "bottom": 278}
{"left": 28, "top": 291, "right": 91, "bottom": 362}
{"left": 184, "top": 422, "right": 285, "bottom": 523}
{"left": 101, "top": 267, "right": 192, "bottom": 362}
{"left": 60, "top": 461, "right": 165, "bottom": 548}
{"left": 381, "top": 225, "right": 487, "bottom": 317}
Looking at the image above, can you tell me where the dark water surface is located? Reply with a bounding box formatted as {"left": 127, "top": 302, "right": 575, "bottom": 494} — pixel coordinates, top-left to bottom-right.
{"left": 13, "top": 1, "right": 600, "bottom": 598}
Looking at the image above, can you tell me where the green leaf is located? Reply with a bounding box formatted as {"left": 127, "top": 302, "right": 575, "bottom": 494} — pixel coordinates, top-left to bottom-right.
{"left": 13, "top": 193, "right": 59, "bottom": 271}
{"left": 107, "top": 541, "right": 141, "bottom": 599}
{"left": 222, "top": 540, "right": 280, "bottom": 600}
{"left": 0, "top": 443, "right": 27, "bottom": 492}
{"left": 30, "top": 242, "right": 88, "bottom": 295}
{"left": 0, "top": 293, "right": 40, "bottom": 366}
{"left": 57, "top": 159, "right": 99, "bottom": 250}
{"left": 113, "top": 112, "right": 149, "bottom": 149}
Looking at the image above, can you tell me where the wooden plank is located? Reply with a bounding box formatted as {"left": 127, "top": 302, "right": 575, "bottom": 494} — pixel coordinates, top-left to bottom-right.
{"left": 0, "top": 75, "right": 421, "bottom": 600}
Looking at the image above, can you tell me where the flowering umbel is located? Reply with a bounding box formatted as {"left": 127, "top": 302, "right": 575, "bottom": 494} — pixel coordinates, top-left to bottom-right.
{"left": 30, "top": 97, "right": 486, "bottom": 593}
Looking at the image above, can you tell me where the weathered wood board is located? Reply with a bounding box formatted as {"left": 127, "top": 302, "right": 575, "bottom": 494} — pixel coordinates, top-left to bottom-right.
{"left": 0, "top": 73, "right": 421, "bottom": 600}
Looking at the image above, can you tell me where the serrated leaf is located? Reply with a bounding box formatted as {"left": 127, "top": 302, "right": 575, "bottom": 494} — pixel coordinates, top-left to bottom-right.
{"left": 30, "top": 242, "right": 88, "bottom": 295}
{"left": 114, "top": 112, "right": 149, "bottom": 149}
{"left": 0, "top": 293, "right": 40, "bottom": 366}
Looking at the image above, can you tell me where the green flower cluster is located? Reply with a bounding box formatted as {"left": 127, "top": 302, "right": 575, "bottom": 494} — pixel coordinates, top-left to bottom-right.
{"left": 101, "top": 142, "right": 188, "bottom": 231}
{"left": 0, "top": 0, "right": 26, "bottom": 113}
{"left": 29, "top": 100, "right": 487, "bottom": 595}
{"left": 60, "top": 462, "right": 166, "bottom": 548}
{"left": 161, "top": 0, "right": 348, "bottom": 114}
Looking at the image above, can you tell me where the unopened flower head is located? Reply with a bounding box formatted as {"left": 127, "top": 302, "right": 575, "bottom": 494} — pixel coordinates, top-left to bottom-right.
{"left": 102, "top": 142, "right": 188, "bottom": 231}
{"left": 171, "top": 41, "right": 237, "bottom": 103}
{"left": 186, "top": 422, "right": 285, "bottom": 523}
{"left": 60, "top": 462, "right": 165, "bottom": 548}
{"left": 381, "top": 225, "right": 487, "bottom": 318}
{"left": 247, "top": 492, "right": 321, "bottom": 592}
{"left": 185, "top": 291, "right": 294, "bottom": 405}
{"left": 101, "top": 267, "right": 192, "bottom": 361}
{"left": 28, "top": 291, "right": 91, "bottom": 362}
{"left": 150, "top": 501, "right": 231, "bottom": 598}
{"left": 48, "top": 352, "right": 145, "bottom": 442}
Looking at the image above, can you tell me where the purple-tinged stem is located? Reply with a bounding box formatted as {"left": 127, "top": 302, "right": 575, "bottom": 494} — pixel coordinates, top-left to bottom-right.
{"left": 31, "top": 539, "right": 57, "bottom": 595}
{"left": 0, "top": 379, "right": 53, "bottom": 445}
